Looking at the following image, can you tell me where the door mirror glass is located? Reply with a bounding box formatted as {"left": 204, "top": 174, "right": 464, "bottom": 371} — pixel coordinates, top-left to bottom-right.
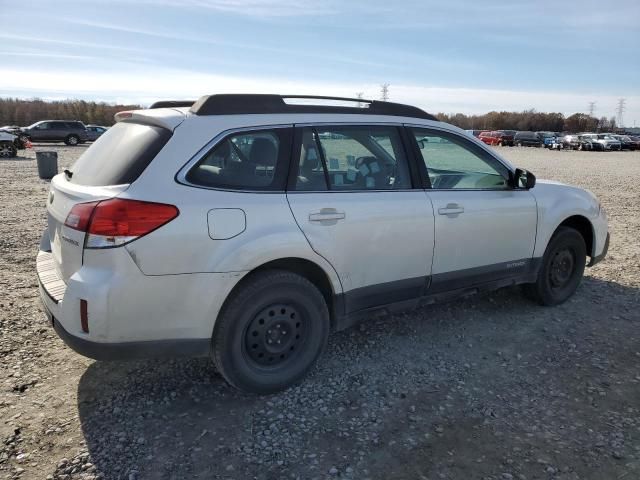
{"left": 514, "top": 168, "right": 536, "bottom": 189}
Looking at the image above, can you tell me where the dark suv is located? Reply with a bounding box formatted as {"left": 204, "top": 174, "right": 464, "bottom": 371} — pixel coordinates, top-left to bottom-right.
{"left": 514, "top": 131, "right": 542, "bottom": 147}
{"left": 22, "top": 120, "right": 89, "bottom": 146}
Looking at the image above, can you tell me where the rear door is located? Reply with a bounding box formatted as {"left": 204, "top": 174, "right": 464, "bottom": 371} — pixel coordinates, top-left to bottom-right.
{"left": 286, "top": 125, "right": 434, "bottom": 314}
{"left": 407, "top": 127, "right": 537, "bottom": 292}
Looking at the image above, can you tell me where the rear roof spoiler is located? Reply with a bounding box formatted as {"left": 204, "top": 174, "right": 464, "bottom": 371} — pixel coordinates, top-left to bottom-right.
{"left": 148, "top": 100, "right": 195, "bottom": 109}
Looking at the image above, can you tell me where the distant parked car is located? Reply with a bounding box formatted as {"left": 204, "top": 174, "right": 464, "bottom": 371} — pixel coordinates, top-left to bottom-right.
{"left": 514, "top": 131, "right": 542, "bottom": 147}
{"left": 85, "top": 125, "right": 108, "bottom": 141}
{"left": 537, "top": 132, "right": 561, "bottom": 149}
{"left": 21, "top": 120, "right": 89, "bottom": 146}
{"left": 612, "top": 134, "right": 638, "bottom": 150}
{"left": 581, "top": 133, "right": 621, "bottom": 151}
{"left": 479, "top": 130, "right": 514, "bottom": 146}
{"left": 628, "top": 136, "right": 640, "bottom": 149}
{"left": 0, "top": 125, "right": 30, "bottom": 150}
{"left": 562, "top": 135, "right": 595, "bottom": 151}
{"left": 499, "top": 130, "right": 517, "bottom": 137}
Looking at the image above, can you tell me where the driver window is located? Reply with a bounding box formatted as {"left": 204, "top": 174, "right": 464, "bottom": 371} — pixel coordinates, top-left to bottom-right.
{"left": 412, "top": 129, "right": 509, "bottom": 190}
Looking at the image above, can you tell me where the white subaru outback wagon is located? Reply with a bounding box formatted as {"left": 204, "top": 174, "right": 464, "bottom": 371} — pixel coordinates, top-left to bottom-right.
{"left": 37, "top": 94, "right": 609, "bottom": 393}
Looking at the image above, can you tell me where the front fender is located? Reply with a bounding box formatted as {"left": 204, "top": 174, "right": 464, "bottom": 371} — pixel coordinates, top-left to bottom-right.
{"left": 532, "top": 181, "right": 607, "bottom": 258}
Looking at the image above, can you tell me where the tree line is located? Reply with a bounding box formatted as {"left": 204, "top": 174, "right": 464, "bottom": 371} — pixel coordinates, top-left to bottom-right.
{"left": 0, "top": 98, "right": 621, "bottom": 133}
{"left": 0, "top": 98, "right": 142, "bottom": 127}
{"left": 436, "top": 109, "right": 618, "bottom": 133}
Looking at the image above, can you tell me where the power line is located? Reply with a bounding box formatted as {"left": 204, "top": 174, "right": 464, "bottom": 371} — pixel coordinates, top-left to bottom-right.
{"left": 380, "top": 83, "right": 390, "bottom": 102}
{"left": 616, "top": 98, "right": 626, "bottom": 128}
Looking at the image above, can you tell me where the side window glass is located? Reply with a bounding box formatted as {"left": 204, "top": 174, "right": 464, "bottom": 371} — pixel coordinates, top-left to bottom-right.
{"left": 295, "top": 126, "right": 411, "bottom": 191}
{"left": 187, "top": 129, "right": 289, "bottom": 190}
{"left": 412, "top": 129, "right": 509, "bottom": 190}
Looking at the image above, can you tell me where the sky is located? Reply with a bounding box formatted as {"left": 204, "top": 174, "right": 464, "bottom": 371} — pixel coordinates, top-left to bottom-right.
{"left": 1, "top": 0, "right": 639, "bottom": 125}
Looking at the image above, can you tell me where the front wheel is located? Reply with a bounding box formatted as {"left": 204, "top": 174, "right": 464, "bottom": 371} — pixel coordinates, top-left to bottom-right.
{"left": 524, "top": 227, "right": 586, "bottom": 306}
{"left": 212, "top": 270, "right": 330, "bottom": 394}
{"left": 0, "top": 142, "right": 17, "bottom": 158}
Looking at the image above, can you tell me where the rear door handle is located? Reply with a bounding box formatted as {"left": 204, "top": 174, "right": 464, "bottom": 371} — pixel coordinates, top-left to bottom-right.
{"left": 309, "top": 208, "right": 345, "bottom": 223}
{"left": 438, "top": 203, "right": 464, "bottom": 216}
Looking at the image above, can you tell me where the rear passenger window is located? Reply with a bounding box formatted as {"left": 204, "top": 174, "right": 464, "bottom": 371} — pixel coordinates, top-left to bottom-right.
{"left": 294, "top": 126, "right": 411, "bottom": 191}
{"left": 187, "top": 128, "right": 292, "bottom": 191}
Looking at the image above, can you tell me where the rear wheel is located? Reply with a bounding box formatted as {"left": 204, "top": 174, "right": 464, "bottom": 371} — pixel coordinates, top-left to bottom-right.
{"left": 524, "top": 227, "right": 586, "bottom": 306}
{"left": 0, "top": 142, "right": 17, "bottom": 158}
{"left": 65, "top": 134, "right": 80, "bottom": 146}
{"left": 212, "top": 270, "right": 330, "bottom": 394}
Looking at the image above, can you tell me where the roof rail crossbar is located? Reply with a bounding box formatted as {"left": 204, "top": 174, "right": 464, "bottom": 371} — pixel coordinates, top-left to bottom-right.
{"left": 149, "top": 100, "right": 195, "bottom": 109}
{"left": 189, "top": 94, "right": 437, "bottom": 121}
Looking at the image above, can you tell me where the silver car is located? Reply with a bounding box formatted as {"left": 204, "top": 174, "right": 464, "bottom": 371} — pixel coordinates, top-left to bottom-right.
{"left": 85, "top": 125, "right": 108, "bottom": 141}
{"left": 36, "top": 94, "right": 609, "bottom": 393}
{"left": 581, "top": 133, "right": 622, "bottom": 151}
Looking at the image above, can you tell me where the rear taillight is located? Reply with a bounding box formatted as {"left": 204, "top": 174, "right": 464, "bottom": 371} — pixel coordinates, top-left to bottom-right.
{"left": 64, "top": 198, "right": 179, "bottom": 248}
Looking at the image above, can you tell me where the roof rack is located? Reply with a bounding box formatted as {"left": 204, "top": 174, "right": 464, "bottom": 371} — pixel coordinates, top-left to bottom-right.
{"left": 149, "top": 100, "right": 195, "bottom": 109}
{"left": 189, "top": 94, "right": 437, "bottom": 121}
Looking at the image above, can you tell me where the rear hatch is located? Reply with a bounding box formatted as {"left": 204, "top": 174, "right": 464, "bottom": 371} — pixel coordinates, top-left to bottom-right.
{"left": 46, "top": 118, "right": 176, "bottom": 283}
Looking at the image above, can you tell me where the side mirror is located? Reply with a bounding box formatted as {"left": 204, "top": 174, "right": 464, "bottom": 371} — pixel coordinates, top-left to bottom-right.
{"left": 513, "top": 168, "right": 536, "bottom": 189}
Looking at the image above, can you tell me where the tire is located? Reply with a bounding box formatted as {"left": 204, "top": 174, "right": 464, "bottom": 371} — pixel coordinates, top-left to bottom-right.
{"left": 524, "top": 227, "right": 586, "bottom": 306}
{"left": 212, "top": 270, "right": 330, "bottom": 394}
{"left": 65, "top": 134, "right": 80, "bottom": 146}
{"left": 0, "top": 142, "right": 17, "bottom": 158}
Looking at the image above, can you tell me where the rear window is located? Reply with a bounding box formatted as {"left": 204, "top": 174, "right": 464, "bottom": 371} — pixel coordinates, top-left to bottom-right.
{"left": 69, "top": 122, "right": 171, "bottom": 186}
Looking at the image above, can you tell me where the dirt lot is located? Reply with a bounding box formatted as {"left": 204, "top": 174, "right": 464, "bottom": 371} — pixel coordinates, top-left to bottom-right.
{"left": 1, "top": 144, "right": 639, "bottom": 480}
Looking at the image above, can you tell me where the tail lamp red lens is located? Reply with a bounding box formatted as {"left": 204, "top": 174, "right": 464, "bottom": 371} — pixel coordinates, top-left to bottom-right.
{"left": 64, "top": 198, "right": 179, "bottom": 248}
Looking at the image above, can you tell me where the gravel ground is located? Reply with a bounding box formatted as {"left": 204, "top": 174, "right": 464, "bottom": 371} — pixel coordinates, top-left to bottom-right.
{"left": 1, "top": 144, "right": 639, "bottom": 480}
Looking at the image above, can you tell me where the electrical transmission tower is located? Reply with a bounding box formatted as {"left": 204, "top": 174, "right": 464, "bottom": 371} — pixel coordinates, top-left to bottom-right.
{"left": 588, "top": 101, "right": 596, "bottom": 117}
{"left": 380, "top": 83, "right": 390, "bottom": 102}
{"left": 616, "top": 98, "right": 626, "bottom": 128}
{"left": 356, "top": 92, "right": 364, "bottom": 108}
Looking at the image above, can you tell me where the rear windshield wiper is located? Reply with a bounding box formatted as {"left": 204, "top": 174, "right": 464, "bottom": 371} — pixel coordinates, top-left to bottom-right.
{"left": 63, "top": 169, "right": 73, "bottom": 179}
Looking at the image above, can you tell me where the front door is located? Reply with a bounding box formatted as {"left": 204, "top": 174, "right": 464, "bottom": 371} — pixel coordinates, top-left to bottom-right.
{"left": 408, "top": 127, "right": 537, "bottom": 292}
{"left": 287, "top": 125, "right": 435, "bottom": 314}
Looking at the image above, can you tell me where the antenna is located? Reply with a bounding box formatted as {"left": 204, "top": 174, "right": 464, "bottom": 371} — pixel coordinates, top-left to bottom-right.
{"left": 588, "top": 101, "right": 596, "bottom": 117}
{"left": 380, "top": 83, "right": 390, "bottom": 102}
{"left": 616, "top": 98, "right": 626, "bottom": 128}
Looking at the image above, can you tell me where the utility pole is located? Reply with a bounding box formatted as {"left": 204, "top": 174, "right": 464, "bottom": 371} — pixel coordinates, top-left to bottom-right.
{"left": 380, "top": 83, "right": 390, "bottom": 102}
{"left": 616, "top": 98, "right": 626, "bottom": 129}
{"left": 356, "top": 92, "right": 364, "bottom": 108}
{"left": 588, "top": 101, "right": 596, "bottom": 118}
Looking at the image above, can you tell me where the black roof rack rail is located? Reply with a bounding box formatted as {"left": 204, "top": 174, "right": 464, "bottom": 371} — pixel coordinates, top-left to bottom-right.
{"left": 149, "top": 100, "right": 195, "bottom": 109}
{"left": 189, "top": 94, "right": 438, "bottom": 121}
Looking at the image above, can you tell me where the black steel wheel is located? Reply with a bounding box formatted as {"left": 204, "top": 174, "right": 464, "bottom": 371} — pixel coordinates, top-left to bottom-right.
{"left": 212, "top": 270, "right": 329, "bottom": 394}
{"left": 244, "top": 304, "right": 306, "bottom": 367}
{"left": 524, "top": 227, "right": 586, "bottom": 306}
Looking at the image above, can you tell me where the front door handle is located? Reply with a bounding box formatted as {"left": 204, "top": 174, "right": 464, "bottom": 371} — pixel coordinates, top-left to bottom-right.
{"left": 309, "top": 208, "right": 345, "bottom": 223}
{"left": 438, "top": 203, "right": 464, "bottom": 216}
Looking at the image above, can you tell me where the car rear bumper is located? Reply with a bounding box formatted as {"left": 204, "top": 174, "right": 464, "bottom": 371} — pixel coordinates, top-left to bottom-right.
{"left": 36, "top": 227, "right": 245, "bottom": 360}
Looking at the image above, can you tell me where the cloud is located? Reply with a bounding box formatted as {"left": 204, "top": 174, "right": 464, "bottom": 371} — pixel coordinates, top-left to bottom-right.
{"left": 1, "top": 66, "right": 638, "bottom": 125}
